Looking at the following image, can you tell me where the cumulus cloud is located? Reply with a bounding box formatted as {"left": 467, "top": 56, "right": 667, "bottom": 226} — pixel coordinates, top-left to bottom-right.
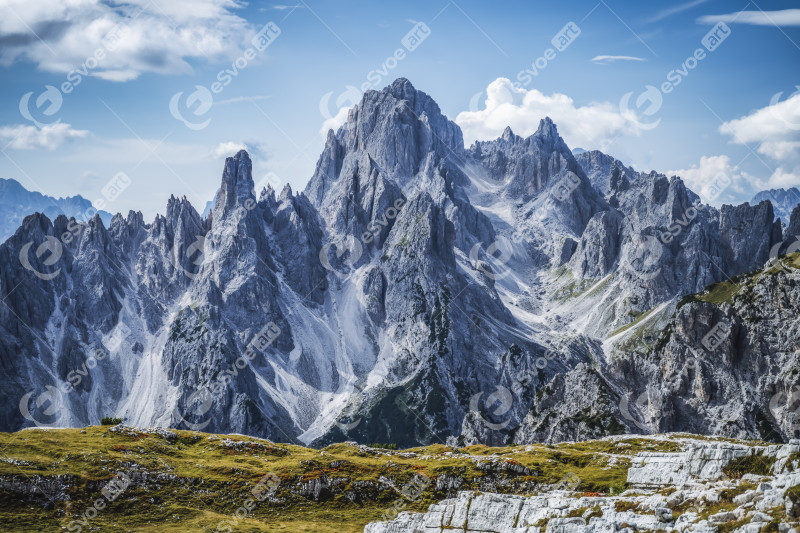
{"left": 719, "top": 93, "right": 800, "bottom": 158}
{"left": 591, "top": 55, "right": 646, "bottom": 64}
{"left": 319, "top": 106, "right": 351, "bottom": 136}
{"left": 756, "top": 140, "right": 800, "bottom": 161}
{"left": 668, "top": 155, "right": 751, "bottom": 205}
{"left": 212, "top": 141, "right": 268, "bottom": 161}
{"left": 762, "top": 167, "right": 800, "bottom": 189}
{"left": 0, "top": 0, "right": 256, "bottom": 81}
{"left": 697, "top": 9, "right": 800, "bottom": 26}
{"left": 718, "top": 92, "right": 800, "bottom": 189}
{"left": 455, "top": 78, "right": 639, "bottom": 150}
{"left": 0, "top": 123, "right": 88, "bottom": 150}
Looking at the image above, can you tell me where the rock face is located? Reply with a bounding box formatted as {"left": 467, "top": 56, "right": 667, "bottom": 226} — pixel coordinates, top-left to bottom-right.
{"left": 574, "top": 149, "right": 637, "bottom": 200}
{"left": 627, "top": 442, "right": 759, "bottom": 487}
{"left": 0, "top": 78, "right": 797, "bottom": 446}
{"left": 365, "top": 438, "right": 800, "bottom": 533}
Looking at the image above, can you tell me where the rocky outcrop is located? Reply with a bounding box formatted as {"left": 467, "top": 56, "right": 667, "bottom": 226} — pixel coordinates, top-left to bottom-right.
{"left": 606, "top": 253, "right": 800, "bottom": 442}
{"left": 787, "top": 204, "right": 800, "bottom": 238}
{"left": 366, "top": 438, "right": 800, "bottom": 533}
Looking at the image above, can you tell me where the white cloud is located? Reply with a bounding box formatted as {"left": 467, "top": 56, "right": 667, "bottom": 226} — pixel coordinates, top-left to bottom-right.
{"left": 591, "top": 55, "right": 646, "bottom": 64}
{"left": 697, "top": 9, "right": 800, "bottom": 26}
{"left": 0, "top": 0, "right": 256, "bottom": 81}
{"left": 212, "top": 141, "right": 268, "bottom": 161}
{"left": 719, "top": 94, "right": 800, "bottom": 143}
{"left": 761, "top": 167, "right": 800, "bottom": 189}
{"left": 0, "top": 123, "right": 88, "bottom": 150}
{"left": 668, "top": 155, "right": 752, "bottom": 205}
{"left": 756, "top": 140, "right": 800, "bottom": 161}
{"left": 319, "top": 106, "right": 351, "bottom": 136}
{"left": 212, "top": 141, "right": 248, "bottom": 159}
{"left": 455, "top": 77, "right": 639, "bottom": 150}
{"left": 717, "top": 92, "right": 800, "bottom": 190}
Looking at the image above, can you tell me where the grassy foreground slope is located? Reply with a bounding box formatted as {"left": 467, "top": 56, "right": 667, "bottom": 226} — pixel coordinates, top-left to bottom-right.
{"left": 0, "top": 425, "right": 698, "bottom": 532}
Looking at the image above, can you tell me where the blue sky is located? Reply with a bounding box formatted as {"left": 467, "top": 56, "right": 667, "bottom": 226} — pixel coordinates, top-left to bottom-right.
{"left": 1, "top": 0, "right": 799, "bottom": 219}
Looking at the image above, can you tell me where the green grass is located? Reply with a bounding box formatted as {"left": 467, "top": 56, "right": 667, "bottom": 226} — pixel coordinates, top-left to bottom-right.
{"left": 549, "top": 267, "right": 615, "bottom": 303}
{"left": 0, "top": 428, "right": 780, "bottom": 532}
{"left": 0, "top": 428, "right": 699, "bottom": 532}
{"left": 679, "top": 252, "right": 800, "bottom": 310}
{"left": 609, "top": 305, "right": 659, "bottom": 338}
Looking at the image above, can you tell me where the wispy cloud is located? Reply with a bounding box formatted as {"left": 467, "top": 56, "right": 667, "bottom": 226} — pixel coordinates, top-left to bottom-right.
{"left": 591, "top": 55, "right": 647, "bottom": 65}
{"left": 697, "top": 9, "right": 800, "bottom": 27}
{"left": 214, "top": 95, "right": 272, "bottom": 106}
{"left": 269, "top": 4, "right": 304, "bottom": 10}
{"left": 648, "top": 0, "right": 710, "bottom": 23}
{"left": 0, "top": 123, "right": 88, "bottom": 150}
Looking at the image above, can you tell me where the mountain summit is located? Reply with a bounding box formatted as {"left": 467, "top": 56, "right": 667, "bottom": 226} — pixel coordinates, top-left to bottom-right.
{"left": 1, "top": 79, "right": 797, "bottom": 446}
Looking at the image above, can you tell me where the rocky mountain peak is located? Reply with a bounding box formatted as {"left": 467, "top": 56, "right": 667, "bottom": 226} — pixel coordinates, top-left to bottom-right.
{"left": 342, "top": 78, "right": 463, "bottom": 172}
{"left": 279, "top": 183, "right": 293, "bottom": 201}
{"left": 535, "top": 116, "right": 558, "bottom": 139}
{"left": 78, "top": 214, "right": 111, "bottom": 252}
{"left": 166, "top": 195, "right": 198, "bottom": 222}
{"left": 214, "top": 150, "right": 255, "bottom": 218}
{"left": 501, "top": 126, "right": 517, "bottom": 143}
{"left": 305, "top": 78, "right": 464, "bottom": 208}
{"left": 386, "top": 76, "right": 418, "bottom": 101}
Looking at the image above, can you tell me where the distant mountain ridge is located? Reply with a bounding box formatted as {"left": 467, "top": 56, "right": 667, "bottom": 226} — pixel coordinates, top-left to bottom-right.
{"left": 752, "top": 187, "right": 800, "bottom": 223}
{"left": 0, "top": 178, "right": 112, "bottom": 243}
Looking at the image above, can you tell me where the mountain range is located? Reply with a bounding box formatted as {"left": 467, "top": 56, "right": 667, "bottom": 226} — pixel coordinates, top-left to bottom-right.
{"left": 2, "top": 78, "right": 799, "bottom": 447}
{"left": 0, "top": 178, "right": 113, "bottom": 243}
{"left": 752, "top": 187, "right": 800, "bottom": 224}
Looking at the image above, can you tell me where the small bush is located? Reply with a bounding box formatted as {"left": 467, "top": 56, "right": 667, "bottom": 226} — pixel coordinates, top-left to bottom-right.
{"left": 608, "top": 480, "right": 628, "bottom": 495}
{"left": 787, "top": 484, "right": 800, "bottom": 505}
{"left": 101, "top": 417, "right": 123, "bottom": 425}
{"left": 368, "top": 443, "right": 398, "bottom": 450}
{"left": 786, "top": 451, "right": 800, "bottom": 472}
{"left": 615, "top": 501, "right": 639, "bottom": 513}
{"left": 585, "top": 507, "right": 603, "bottom": 519}
{"left": 722, "top": 452, "right": 775, "bottom": 479}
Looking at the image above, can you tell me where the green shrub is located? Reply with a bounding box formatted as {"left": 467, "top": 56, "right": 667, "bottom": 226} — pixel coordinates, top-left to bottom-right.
{"left": 100, "top": 417, "right": 123, "bottom": 425}
{"left": 614, "top": 500, "right": 638, "bottom": 513}
{"left": 722, "top": 452, "right": 775, "bottom": 479}
{"left": 787, "top": 484, "right": 800, "bottom": 505}
{"left": 368, "top": 443, "right": 398, "bottom": 450}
